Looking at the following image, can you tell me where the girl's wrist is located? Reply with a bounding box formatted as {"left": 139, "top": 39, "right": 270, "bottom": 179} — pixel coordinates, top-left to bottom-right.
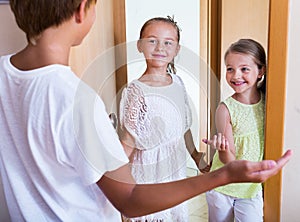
{"left": 191, "top": 149, "right": 198, "bottom": 157}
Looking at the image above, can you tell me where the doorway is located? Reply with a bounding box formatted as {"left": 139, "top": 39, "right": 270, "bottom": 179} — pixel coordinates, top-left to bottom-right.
{"left": 113, "top": 1, "right": 289, "bottom": 221}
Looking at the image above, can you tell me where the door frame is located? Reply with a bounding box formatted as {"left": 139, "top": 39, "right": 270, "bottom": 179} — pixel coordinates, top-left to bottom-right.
{"left": 208, "top": 1, "right": 289, "bottom": 221}
{"left": 264, "top": 1, "right": 289, "bottom": 221}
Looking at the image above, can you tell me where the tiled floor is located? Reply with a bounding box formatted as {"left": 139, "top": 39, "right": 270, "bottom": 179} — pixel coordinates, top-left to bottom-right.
{"left": 188, "top": 193, "right": 208, "bottom": 222}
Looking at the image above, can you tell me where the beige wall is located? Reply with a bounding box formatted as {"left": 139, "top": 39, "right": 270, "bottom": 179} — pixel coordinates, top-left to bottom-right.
{"left": 281, "top": 0, "right": 300, "bottom": 220}
{"left": 0, "top": 5, "right": 27, "bottom": 55}
{"left": 70, "top": 0, "right": 117, "bottom": 113}
{"left": 220, "top": 0, "right": 269, "bottom": 100}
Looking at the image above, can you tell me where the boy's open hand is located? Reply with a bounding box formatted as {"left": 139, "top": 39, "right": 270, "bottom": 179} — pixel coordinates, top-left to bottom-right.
{"left": 225, "top": 149, "right": 292, "bottom": 183}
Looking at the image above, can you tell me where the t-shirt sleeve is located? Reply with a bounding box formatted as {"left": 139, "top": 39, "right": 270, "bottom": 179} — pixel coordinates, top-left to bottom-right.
{"left": 72, "top": 88, "right": 129, "bottom": 185}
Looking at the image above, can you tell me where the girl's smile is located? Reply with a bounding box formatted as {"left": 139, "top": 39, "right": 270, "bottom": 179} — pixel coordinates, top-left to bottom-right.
{"left": 230, "top": 80, "right": 246, "bottom": 86}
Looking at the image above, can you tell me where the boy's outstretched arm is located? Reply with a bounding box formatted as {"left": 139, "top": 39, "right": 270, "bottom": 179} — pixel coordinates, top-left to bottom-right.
{"left": 97, "top": 149, "right": 292, "bottom": 218}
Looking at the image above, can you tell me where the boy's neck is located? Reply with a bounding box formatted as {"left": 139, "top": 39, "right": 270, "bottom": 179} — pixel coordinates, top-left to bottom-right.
{"left": 11, "top": 42, "right": 70, "bottom": 71}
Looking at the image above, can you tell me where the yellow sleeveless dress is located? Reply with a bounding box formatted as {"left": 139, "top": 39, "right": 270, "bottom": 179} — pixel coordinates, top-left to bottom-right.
{"left": 210, "top": 95, "right": 265, "bottom": 198}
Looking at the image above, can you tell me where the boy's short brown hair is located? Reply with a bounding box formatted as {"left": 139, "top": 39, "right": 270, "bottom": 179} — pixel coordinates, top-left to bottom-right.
{"left": 10, "top": 0, "right": 96, "bottom": 42}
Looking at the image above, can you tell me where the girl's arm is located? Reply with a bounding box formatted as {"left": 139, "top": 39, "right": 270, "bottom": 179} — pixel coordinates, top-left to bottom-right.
{"left": 184, "top": 129, "right": 210, "bottom": 173}
{"left": 211, "top": 103, "right": 236, "bottom": 163}
{"left": 97, "top": 148, "right": 292, "bottom": 218}
{"left": 215, "top": 103, "right": 236, "bottom": 163}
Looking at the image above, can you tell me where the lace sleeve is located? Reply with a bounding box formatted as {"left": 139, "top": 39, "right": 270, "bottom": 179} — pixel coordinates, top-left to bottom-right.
{"left": 119, "top": 83, "right": 147, "bottom": 149}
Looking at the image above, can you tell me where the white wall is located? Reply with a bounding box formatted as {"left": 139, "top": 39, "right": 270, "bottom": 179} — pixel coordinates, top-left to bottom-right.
{"left": 125, "top": 0, "right": 200, "bottom": 57}
{"left": 281, "top": 0, "right": 300, "bottom": 221}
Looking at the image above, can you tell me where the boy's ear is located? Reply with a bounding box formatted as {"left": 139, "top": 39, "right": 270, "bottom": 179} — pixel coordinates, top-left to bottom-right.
{"left": 75, "top": 0, "right": 88, "bottom": 23}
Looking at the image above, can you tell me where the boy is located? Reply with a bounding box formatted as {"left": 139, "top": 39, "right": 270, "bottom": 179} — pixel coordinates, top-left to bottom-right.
{"left": 0, "top": 0, "right": 292, "bottom": 221}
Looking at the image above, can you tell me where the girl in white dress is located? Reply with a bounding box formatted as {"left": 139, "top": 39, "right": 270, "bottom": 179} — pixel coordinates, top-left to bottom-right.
{"left": 119, "top": 16, "right": 209, "bottom": 222}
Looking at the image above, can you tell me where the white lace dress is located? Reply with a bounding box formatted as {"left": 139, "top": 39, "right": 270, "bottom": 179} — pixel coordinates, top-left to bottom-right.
{"left": 119, "top": 73, "right": 192, "bottom": 222}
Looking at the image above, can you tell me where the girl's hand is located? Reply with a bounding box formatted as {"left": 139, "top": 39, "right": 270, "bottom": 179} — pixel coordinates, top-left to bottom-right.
{"left": 191, "top": 151, "right": 211, "bottom": 174}
{"left": 202, "top": 133, "right": 229, "bottom": 152}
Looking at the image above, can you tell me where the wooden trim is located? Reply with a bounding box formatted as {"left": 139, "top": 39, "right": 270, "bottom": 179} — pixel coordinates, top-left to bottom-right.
{"left": 199, "top": 0, "right": 209, "bottom": 155}
{"left": 264, "top": 0, "right": 289, "bottom": 221}
{"left": 208, "top": 0, "right": 221, "bottom": 162}
{"left": 200, "top": 0, "right": 208, "bottom": 63}
{"left": 209, "top": 0, "right": 222, "bottom": 82}
{"left": 113, "top": 0, "right": 128, "bottom": 93}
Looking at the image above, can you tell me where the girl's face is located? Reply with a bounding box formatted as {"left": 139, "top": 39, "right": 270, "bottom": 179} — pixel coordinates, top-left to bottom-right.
{"left": 225, "top": 52, "right": 264, "bottom": 94}
{"left": 137, "top": 21, "right": 180, "bottom": 71}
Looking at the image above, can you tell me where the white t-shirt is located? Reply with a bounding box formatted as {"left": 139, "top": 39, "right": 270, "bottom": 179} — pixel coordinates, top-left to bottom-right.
{"left": 0, "top": 54, "right": 128, "bottom": 222}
